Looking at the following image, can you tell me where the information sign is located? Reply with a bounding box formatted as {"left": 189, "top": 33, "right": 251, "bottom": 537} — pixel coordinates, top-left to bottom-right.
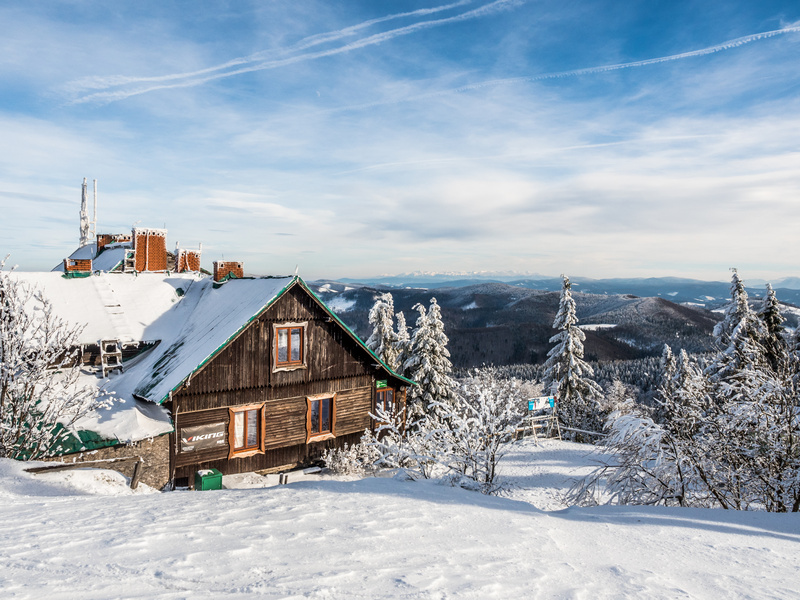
{"left": 528, "top": 396, "right": 555, "bottom": 411}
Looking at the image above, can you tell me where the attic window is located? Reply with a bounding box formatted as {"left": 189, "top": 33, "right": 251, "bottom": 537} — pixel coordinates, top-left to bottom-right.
{"left": 273, "top": 322, "right": 307, "bottom": 371}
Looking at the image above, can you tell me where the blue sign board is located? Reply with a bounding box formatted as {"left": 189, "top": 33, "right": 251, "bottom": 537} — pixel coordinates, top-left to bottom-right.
{"left": 528, "top": 396, "right": 555, "bottom": 411}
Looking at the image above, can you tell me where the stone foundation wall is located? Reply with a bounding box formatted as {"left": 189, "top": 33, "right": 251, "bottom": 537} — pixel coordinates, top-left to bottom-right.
{"left": 44, "top": 435, "right": 171, "bottom": 490}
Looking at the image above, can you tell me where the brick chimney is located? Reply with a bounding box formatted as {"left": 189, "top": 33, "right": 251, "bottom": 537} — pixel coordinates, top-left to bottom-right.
{"left": 132, "top": 228, "right": 168, "bottom": 272}
{"left": 175, "top": 248, "right": 202, "bottom": 273}
{"left": 97, "top": 233, "right": 133, "bottom": 254}
{"left": 213, "top": 261, "right": 243, "bottom": 282}
{"left": 63, "top": 258, "right": 92, "bottom": 273}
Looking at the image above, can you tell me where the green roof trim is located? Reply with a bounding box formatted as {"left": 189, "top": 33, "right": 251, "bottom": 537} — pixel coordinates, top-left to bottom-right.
{"left": 299, "top": 279, "right": 417, "bottom": 387}
{"left": 157, "top": 276, "right": 297, "bottom": 404}
{"left": 156, "top": 276, "right": 414, "bottom": 404}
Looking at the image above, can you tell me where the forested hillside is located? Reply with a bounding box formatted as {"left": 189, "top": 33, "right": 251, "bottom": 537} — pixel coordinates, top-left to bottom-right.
{"left": 312, "top": 281, "right": 722, "bottom": 368}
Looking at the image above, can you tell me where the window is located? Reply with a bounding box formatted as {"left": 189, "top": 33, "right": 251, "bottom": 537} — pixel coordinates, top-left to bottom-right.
{"left": 376, "top": 388, "right": 395, "bottom": 415}
{"left": 306, "top": 393, "right": 336, "bottom": 442}
{"left": 273, "top": 322, "right": 307, "bottom": 370}
{"left": 228, "top": 404, "right": 265, "bottom": 458}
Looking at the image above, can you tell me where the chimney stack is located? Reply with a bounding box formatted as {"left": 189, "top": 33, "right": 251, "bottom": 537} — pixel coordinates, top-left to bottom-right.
{"left": 132, "top": 227, "right": 168, "bottom": 272}
{"left": 213, "top": 261, "right": 243, "bottom": 282}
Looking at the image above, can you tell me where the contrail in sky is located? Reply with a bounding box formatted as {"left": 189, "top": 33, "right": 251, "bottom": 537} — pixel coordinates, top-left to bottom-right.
{"left": 66, "top": 8, "right": 798, "bottom": 106}
{"left": 451, "top": 25, "right": 800, "bottom": 92}
{"left": 66, "top": 0, "right": 522, "bottom": 104}
{"left": 331, "top": 25, "right": 800, "bottom": 113}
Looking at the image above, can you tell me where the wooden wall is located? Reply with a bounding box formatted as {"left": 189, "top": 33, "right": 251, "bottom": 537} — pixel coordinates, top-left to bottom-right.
{"left": 170, "top": 283, "right": 386, "bottom": 482}
{"left": 176, "top": 285, "right": 375, "bottom": 406}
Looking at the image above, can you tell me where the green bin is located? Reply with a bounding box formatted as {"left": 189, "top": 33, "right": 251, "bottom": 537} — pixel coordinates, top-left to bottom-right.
{"left": 194, "top": 468, "right": 223, "bottom": 491}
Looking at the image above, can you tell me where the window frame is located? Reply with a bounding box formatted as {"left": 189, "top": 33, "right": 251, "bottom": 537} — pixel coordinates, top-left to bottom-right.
{"left": 306, "top": 393, "right": 337, "bottom": 443}
{"left": 273, "top": 322, "right": 308, "bottom": 372}
{"left": 227, "top": 403, "right": 266, "bottom": 459}
{"left": 376, "top": 387, "right": 396, "bottom": 416}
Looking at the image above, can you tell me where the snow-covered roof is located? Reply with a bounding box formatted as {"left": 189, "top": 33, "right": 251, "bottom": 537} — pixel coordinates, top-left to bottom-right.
{"left": 12, "top": 272, "right": 203, "bottom": 344}
{"left": 10, "top": 271, "right": 295, "bottom": 446}
{"left": 10, "top": 269, "right": 412, "bottom": 450}
{"left": 52, "top": 242, "right": 130, "bottom": 273}
{"left": 122, "top": 276, "right": 294, "bottom": 403}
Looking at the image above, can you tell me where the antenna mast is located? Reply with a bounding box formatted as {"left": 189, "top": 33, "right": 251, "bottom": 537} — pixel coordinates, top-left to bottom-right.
{"left": 79, "top": 177, "right": 90, "bottom": 247}
{"left": 92, "top": 179, "right": 98, "bottom": 241}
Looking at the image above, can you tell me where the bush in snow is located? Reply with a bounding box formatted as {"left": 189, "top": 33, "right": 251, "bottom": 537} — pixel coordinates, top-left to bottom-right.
{"left": 0, "top": 260, "right": 113, "bottom": 460}
{"left": 442, "top": 367, "right": 525, "bottom": 494}
{"left": 364, "top": 367, "right": 524, "bottom": 494}
{"left": 322, "top": 433, "right": 381, "bottom": 476}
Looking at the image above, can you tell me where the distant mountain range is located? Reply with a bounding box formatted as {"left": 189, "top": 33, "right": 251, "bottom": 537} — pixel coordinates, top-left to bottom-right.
{"left": 310, "top": 276, "right": 800, "bottom": 370}
{"left": 337, "top": 273, "right": 800, "bottom": 307}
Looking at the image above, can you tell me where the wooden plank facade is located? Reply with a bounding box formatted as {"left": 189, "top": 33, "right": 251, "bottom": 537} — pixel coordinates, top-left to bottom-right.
{"left": 166, "top": 282, "right": 408, "bottom": 486}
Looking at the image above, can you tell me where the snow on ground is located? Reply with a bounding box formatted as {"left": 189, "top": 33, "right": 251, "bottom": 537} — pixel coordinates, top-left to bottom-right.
{"left": 2, "top": 440, "right": 799, "bottom": 599}
{"left": 578, "top": 323, "right": 616, "bottom": 331}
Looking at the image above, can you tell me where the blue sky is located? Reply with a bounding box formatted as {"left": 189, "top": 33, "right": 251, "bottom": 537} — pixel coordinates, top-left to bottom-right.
{"left": 1, "top": 1, "right": 798, "bottom": 281}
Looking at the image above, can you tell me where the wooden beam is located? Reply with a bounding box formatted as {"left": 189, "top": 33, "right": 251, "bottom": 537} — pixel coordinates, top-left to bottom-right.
{"left": 24, "top": 456, "right": 141, "bottom": 474}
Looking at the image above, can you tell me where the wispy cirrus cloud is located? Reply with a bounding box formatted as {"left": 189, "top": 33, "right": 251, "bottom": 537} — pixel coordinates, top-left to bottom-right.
{"left": 64, "top": 0, "right": 523, "bottom": 105}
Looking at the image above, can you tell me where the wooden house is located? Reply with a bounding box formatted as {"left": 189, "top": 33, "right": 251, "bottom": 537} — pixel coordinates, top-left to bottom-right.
{"left": 163, "top": 275, "right": 412, "bottom": 487}
{"left": 20, "top": 263, "right": 411, "bottom": 489}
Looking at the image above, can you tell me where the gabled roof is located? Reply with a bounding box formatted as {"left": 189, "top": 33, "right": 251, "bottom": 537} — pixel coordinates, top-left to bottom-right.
{"left": 12, "top": 271, "right": 204, "bottom": 343}
{"left": 12, "top": 271, "right": 413, "bottom": 449}
{"left": 129, "top": 276, "right": 413, "bottom": 404}
{"left": 127, "top": 275, "right": 294, "bottom": 403}
{"left": 297, "top": 279, "right": 416, "bottom": 388}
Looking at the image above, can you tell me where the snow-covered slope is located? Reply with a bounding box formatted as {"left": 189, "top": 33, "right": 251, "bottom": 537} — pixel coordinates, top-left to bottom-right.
{"left": 1, "top": 441, "right": 798, "bottom": 599}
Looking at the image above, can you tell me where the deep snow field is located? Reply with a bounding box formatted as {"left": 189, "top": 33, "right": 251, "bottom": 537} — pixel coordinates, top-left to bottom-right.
{"left": 2, "top": 440, "right": 799, "bottom": 599}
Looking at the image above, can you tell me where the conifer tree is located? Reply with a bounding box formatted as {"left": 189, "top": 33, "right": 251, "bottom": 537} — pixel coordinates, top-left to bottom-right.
{"left": 366, "top": 293, "right": 400, "bottom": 372}
{"left": 758, "top": 283, "right": 789, "bottom": 375}
{"left": 404, "top": 299, "right": 456, "bottom": 420}
{"left": 706, "top": 269, "right": 770, "bottom": 398}
{"left": 542, "top": 275, "right": 602, "bottom": 436}
{"left": 394, "top": 311, "right": 411, "bottom": 377}
{"left": 653, "top": 344, "right": 677, "bottom": 424}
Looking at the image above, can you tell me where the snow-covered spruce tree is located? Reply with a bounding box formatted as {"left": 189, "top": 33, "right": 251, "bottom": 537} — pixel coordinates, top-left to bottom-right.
{"left": 699, "top": 270, "right": 776, "bottom": 509}
{"left": 542, "top": 275, "right": 603, "bottom": 438}
{"left": 598, "top": 379, "right": 642, "bottom": 420}
{"left": 652, "top": 344, "right": 677, "bottom": 424}
{"left": 692, "top": 272, "right": 799, "bottom": 511}
{"left": 366, "top": 293, "right": 400, "bottom": 372}
{"left": 706, "top": 269, "right": 771, "bottom": 390}
{"left": 577, "top": 273, "right": 800, "bottom": 511}
{"left": 0, "top": 263, "right": 110, "bottom": 459}
{"left": 403, "top": 299, "right": 457, "bottom": 422}
{"left": 659, "top": 344, "right": 677, "bottom": 398}
{"left": 745, "top": 286, "right": 800, "bottom": 512}
{"left": 758, "top": 283, "right": 790, "bottom": 375}
{"left": 393, "top": 311, "right": 411, "bottom": 377}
